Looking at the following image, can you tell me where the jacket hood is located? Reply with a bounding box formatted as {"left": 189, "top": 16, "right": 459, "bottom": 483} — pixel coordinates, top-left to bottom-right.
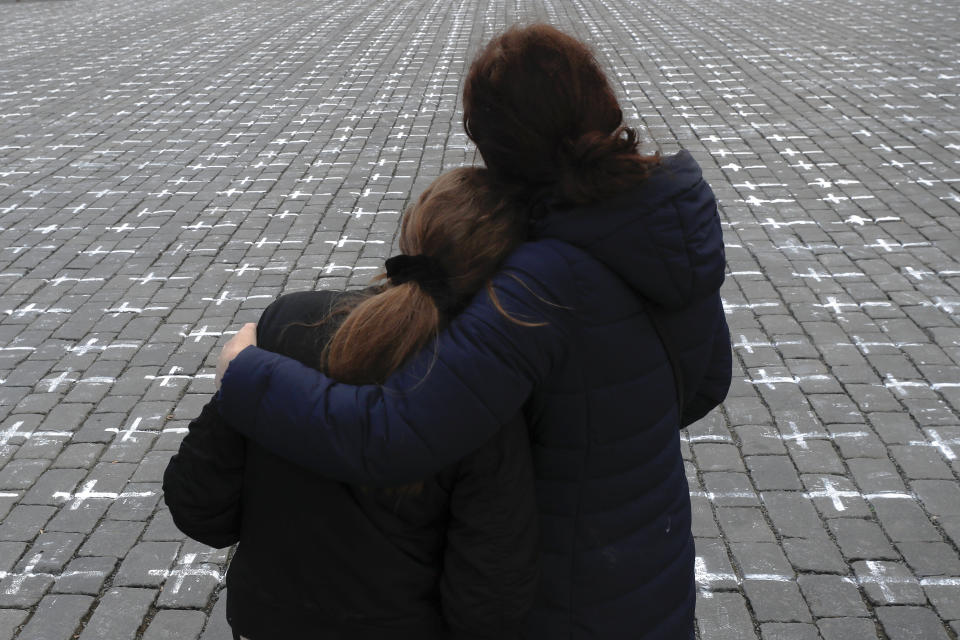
{"left": 532, "top": 149, "right": 726, "bottom": 310}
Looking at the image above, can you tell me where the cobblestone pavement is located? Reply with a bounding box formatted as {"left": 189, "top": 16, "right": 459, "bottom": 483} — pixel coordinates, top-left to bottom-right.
{"left": 0, "top": 0, "right": 958, "bottom": 638}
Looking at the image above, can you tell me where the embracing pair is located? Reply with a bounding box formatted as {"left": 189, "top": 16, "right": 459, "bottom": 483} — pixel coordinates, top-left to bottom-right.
{"left": 164, "top": 24, "right": 731, "bottom": 640}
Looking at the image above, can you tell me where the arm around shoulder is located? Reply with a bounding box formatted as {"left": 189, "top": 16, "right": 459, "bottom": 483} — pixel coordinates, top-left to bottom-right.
{"left": 217, "top": 243, "right": 576, "bottom": 486}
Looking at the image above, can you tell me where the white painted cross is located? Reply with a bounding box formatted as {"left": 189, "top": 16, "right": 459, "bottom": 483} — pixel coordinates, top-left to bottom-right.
{"left": 865, "top": 239, "right": 930, "bottom": 252}
{"left": 903, "top": 266, "right": 935, "bottom": 281}
{"left": 732, "top": 335, "right": 774, "bottom": 354}
{"left": 39, "top": 370, "right": 77, "bottom": 393}
{"left": 105, "top": 417, "right": 157, "bottom": 443}
{"left": 324, "top": 235, "right": 386, "bottom": 249}
{"left": 805, "top": 478, "right": 860, "bottom": 512}
{"left": 201, "top": 291, "right": 273, "bottom": 306}
{"left": 148, "top": 553, "right": 224, "bottom": 594}
{"left": 740, "top": 196, "right": 795, "bottom": 206}
{"left": 883, "top": 374, "right": 929, "bottom": 396}
{"left": 179, "top": 327, "right": 226, "bottom": 343}
{"left": 860, "top": 561, "right": 916, "bottom": 603}
{"left": 909, "top": 430, "right": 958, "bottom": 461}
{"left": 4, "top": 554, "right": 42, "bottom": 595}
{"left": 244, "top": 238, "right": 303, "bottom": 249}
{"left": 851, "top": 335, "right": 922, "bottom": 354}
{"left": 128, "top": 273, "right": 192, "bottom": 285}
{"left": 0, "top": 421, "right": 72, "bottom": 453}
{"left": 694, "top": 557, "right": 738, "bottom": 599}
{"left": 145, "top": 366, "right": 196, "bottom": 386}
{"left": 65, "top": 338, "right": 139, "bottom": 355}
{"left": 52, "top": 479, "right": 155, "bottom": 510}
{"left": 815, "top": 297, "right": 859, "bottom": 315}
{"left": 103, "top": 302, "right": 170, "bottom": 316}
{"left": 746, "top": 369, "right": 831, "bottom": 389}
{"left": 77, "top": 246, "right": 136, "bottom": 256}
{"left": 4, "top": 304, "right": 72, "bottom": 318}
{"left": 0, "top": 421, "right": 31, "bottom": 451}
{"left": 780, "top": 421, "right": 827, "bottom": 450}
{"left": 722, "top": 301, "right": 781, "bottom": 314}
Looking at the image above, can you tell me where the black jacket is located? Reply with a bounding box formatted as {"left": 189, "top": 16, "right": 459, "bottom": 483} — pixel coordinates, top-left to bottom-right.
{"left": 216, "top": 151, "right": 729, "bottom": 638}
{"left": 163, "top": 290, "right": 539, "bottom": 640}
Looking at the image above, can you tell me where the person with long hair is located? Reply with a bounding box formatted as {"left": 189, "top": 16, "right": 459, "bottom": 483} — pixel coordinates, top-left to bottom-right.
{"left": 215, "top": 24, "right": 731, "bottom": 639}
{"left": 163, "top": 168, "right": 539, "bottom": 640}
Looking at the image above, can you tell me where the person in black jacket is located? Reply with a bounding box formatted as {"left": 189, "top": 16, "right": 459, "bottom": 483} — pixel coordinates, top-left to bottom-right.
{"left": 162, "top": 167, "right": 539, "bottom": 640}
{"left": 214, "top": 25, "right": 731, "bottom": 639}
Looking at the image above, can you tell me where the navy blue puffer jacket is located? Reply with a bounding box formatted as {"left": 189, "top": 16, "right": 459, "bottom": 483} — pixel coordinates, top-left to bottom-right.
{"left": 219, "top": 149, "right": 731, "bottom": 639}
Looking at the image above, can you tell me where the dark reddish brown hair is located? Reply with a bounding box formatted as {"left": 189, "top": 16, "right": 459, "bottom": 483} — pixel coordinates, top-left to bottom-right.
{"left": 463, "top": 24, "right": 660, "bottom": 205}
{"left": 324, "top": 167, "right": 527, "bottom": 386}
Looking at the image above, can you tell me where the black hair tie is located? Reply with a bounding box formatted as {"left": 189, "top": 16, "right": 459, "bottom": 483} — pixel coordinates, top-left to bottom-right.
{"left": 385, "top": 254, "right": 459, "bottom": 314}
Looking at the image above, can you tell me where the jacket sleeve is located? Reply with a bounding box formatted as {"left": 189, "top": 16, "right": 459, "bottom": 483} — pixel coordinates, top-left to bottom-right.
{"left": 162, "top": 397, "right": 245, "bottom": 549}
{"left": 217, "top": 244, "right": 575, "bottom": 486}
{"left": 679, "top": 291, "right": 732, "bottom": 427}
{"left": 441, "top": 415, "right": 539, "bottom": 639}
{"left": 162, "top": 290, "right": 355, "bottom": 548}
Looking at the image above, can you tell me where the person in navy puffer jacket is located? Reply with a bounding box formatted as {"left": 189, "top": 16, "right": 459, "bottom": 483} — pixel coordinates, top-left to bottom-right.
{"left": 216, "top": 24, "right": 731, "bottom": 640}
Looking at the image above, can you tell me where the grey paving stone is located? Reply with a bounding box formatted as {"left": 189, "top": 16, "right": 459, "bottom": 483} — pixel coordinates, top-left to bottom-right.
{"left": 845, "top": 458, "right": 906, "bottom": 494}
{"left": 735, "top": 425, "right": 788, "bottom": 455}
{"left": 797, "top": 574, "right": 869, "bottom": 617}
{"left": 889, "top": 445, "right": 955, "bottom": 479}
{"left": 142, "top": 609, "right": 207, "bottom": 640}
{"left": 142, "top": 508, "right": 185, "bottom": 542}
{"left": 817, "top": 618, "right": 880, "bottom": 640}
{"left": 745, "top": 456, "right": 802, "bottom": 490}
{"left": 923, "top": 582, "right": 960, "bottom": 620}
{"left": 853, "top": 561, "right": 926, "bottom": 606}
{"left": 22, "top": 531, "right": 84, "bottom": 573}
{"left": 49, "top": 443, "right": 104, "bottom": 469}
{"left": 743, "top": 580, "right": 812, "bottom": 623}
{"left": 16, "top": 594, "right": 92, "bottom": 640}
{"left": 759, "top": 623, "right": 821, "bottom": 640}
{"left": 897, "top": 541, "right": 960, "bottom": 576}
{"left": 199, "top": 588, "right": 232, "bottom": 640}
{"left": 789, "top": 441, "right": 846, "bottom": 474}
{"left": 871, "top": 499, "right": 941, "bottom": 542}
{"left": 782, "top": 538, "right": 847, "bottom": 574}
{"left": 115, "top": 542, "right": 180, "bottom": 587}
{"left": 912, "top": 480, "right": 960, "bottom": 517}
{"left": 717, "top": 507, "right": 777, "bottom": 543}
{"left": 0, "top": 609, "right": 28, "bottom": 640}
{"left": 694, "top": 444, "right": 746, "bottom": 471}
{"left": 0, "top": 460, "right": 49, "bottom": 491}
{"left": 53, "top": 556, "right": 115, "bottom": 595}
{"left": 697, "top": 592, "right": 759, "bottom": 640}
{"left": 801, "top": 474, "right": 871, "bottom": 518}
{"left": 696, "top": 538, "right": 740, "bottom": 594}
{"left": 78, "top": 519, "right": 145, "bottom": 558}
{"left": 827, "top": 518, "right": 898, "bottom": 560}
{"left": 0, "top": 505, "right": 54, "bottom": 542}
{"left": 823, "top": 425, "right": 887, "bottom": 459}
{"left": 77, "top": 587, "right": 156, "bottom": 640}
{"left": 156, "top": 551, "right": 224, "bottom": 608}
{"left": 704, "top": 473, "right": 760, "bottom": 506}
{"left": 761, "top": 492, "right": 828, "bottom": 539}
{"left": 875, "top": 606, "right": 950, "bottom": 640}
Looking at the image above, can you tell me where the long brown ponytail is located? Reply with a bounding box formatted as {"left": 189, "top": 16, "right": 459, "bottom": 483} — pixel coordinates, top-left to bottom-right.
{"left": 325, "top": 167, "right": 527, "bottom": 387}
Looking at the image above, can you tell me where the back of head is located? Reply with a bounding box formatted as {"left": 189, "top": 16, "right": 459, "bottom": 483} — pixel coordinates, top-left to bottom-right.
{"left": 463, "top": 24, "right": 659, "bottom": 205}
{"left": 326, "top": 167, "right": 526, "bottom": 385}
